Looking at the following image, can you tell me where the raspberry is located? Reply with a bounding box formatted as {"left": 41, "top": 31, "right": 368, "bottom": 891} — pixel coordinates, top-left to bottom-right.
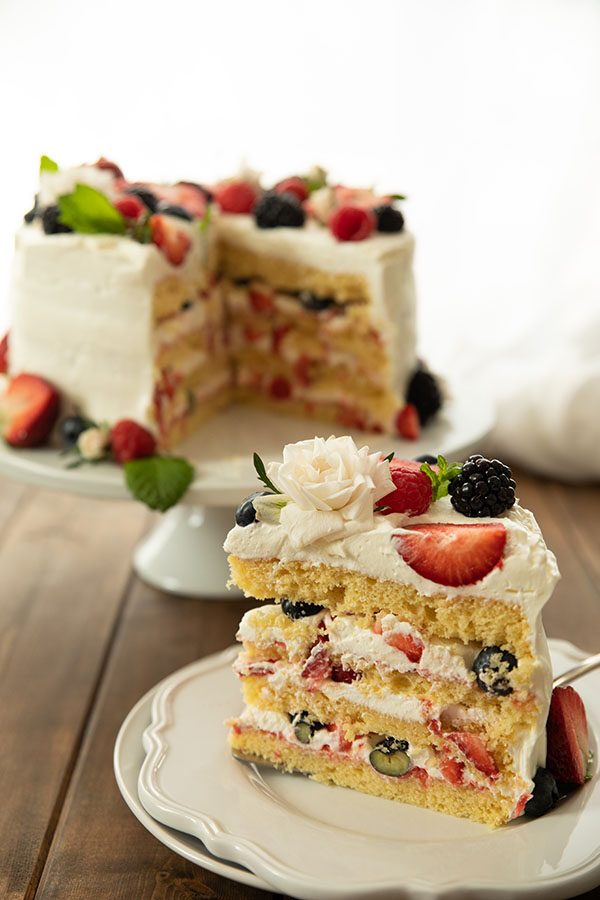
{"left": 274, "top": 176, "right": 308, "bottom": 203}
{"left": 213, "top": 180, "right": 258, "bottom": 214}
{"left": 448, "top": 454, "right": 516, "bottom": 518}
{"left": 114, "top": 195, "right": 145, "bottom": 220}
{"left": 395, "top": 403, "right": 420, "bottom": 440}
{"left": 329, "top": 205, "right": 375, "bottom": 242}
{"left": 378, "top": 459, "right": 432, "bottom": 516}
{"left": 110, "top": 419, "right": 157, "bottom": 465}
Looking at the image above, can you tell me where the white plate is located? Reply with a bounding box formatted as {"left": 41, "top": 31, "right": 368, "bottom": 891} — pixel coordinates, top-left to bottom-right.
{"left": 114, "top": 639, "right": 600, "bottom": 900}
{"left": 0, "top": 381, "right": 493, "bottom": 507}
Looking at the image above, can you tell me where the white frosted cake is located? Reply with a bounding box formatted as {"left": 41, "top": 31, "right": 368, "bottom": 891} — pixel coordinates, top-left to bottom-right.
{"left": 226, "top": 438, "right": 562, "bottom": 827}
{"left": 7, "top": 159, "right": 441, "bottom": 448}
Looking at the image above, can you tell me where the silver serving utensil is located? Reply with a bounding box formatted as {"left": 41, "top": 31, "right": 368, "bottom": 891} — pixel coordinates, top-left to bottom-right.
{"left": 231, "top": 747, "right": 305, "bottom": 774}
{"left": 553, "top": 651, "right": 600, "bottom": 687}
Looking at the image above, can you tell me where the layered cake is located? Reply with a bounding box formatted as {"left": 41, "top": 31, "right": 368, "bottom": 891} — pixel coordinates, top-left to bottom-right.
{"left": 6, "top": 157, "right": 442, "bottom": 450}
{"left": 226, "top": 437, "right": 565, "bottom": 827}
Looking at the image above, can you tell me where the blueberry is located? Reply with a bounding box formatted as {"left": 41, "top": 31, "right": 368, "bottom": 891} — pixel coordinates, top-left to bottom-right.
{"left": 123, "top": 186, "right": 159, "bottom": 212}
{"left": 281, "top": 597, "right": 324, "bottom": 619}
{"left": 234, "top": 490, "right": 273, "bottom": 526}
{"left": 524, "top": 767, "right": 559, "bottom": 817}
{"left": 473, "top": 645, "right": 517, "bottom": 695}
{"left": 254, "top": 191, "right": 305, "bottom": 228}
{"left": 41, "top": 205, "right": 72, "bottom": 235}
{"left": 297, "top": 290, "right": 337, "bottom": 312}
{"left": 369, "top": 737, "right": 411, "bottom": 776}
{"left": 373, "top": 205, "right": 405, "bottom": 233}
{"left": 60, "top": 415, "right": 91, "bottom": 449}
{"left": 157, "top": 203, "right": 194, "bottom": 222}
{"left": 414, "top": 454, "right": 437, "bottom": 464}
{"left": 290, "top": 711, "right": 325, "bottom": 744}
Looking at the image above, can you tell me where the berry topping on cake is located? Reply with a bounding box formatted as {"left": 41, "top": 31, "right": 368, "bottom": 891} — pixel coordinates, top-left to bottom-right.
{"left": 449, "top": 455, "right": 516, "bottom": 518}
{"left": 373, "top": 204, "right": 405, "bottom": 233}
{"left": 0, "top": 373, "right": 60, "bottom": 448}
{"left": 274, "top": 176, "right": 308, "bottom": 203}
{"left": 0, "top": 332, "right": 8, "bottom": 374}
{"left": 290, "top": 711, "right": 325, "bottom": 744}
{"left": 281, "top": 598, "right": 324, "bottom": 619}
{"left": 157, "top": 203, "right": 194, "bottom": 222}
{"left": 407, "top": 364, "right": 442, "bottom": 425}
{"left": 149, "top": 214, "right": 191, "bottom": 266}
{"left": 113, "top": 194, "right": 146, "bottom": 220}
{"left": 524, "top": 767, "right": 560, "bottom": 817}
{"left": 41, "top": 205, "right": 72, "bottom": 235}
{"left": 59, "top": 414, "right": 92, "bottom": 450}
{"left": 123, "top": 185, "right": 159, "bottom": 212}
{"left": 448, "top": 732, "right": 498, "bottom": 777}
{"left": 395, "top": 403, "right": 420, "bottom": 440}
{"left": 235, "top": 490, "right": 274, "bottom": 527}
{"left": 329, "top": 205, "right": 376, "bottom": 242}
{"left": 330, "top": 664, "right": 361, "bottom": 683}
{"left": 214, "top": 180, "right": 258, "bottom": 214}
{"left": 254, "top": 192, "right": 306, "bottom": 228}
{"left": 472, "top": 646, "right": 517, "bottom": 695}
{"left": 110, "top": 419, "right": 157, "bottom": 465}
{"left": 93, "top": 157, "right": 124, "bottom": 179}
{"left": 369, "top": 737, "right": 411, "bottom": 777}
{"left": 391, "top": 522, "right": 506, "bottom": 586}
{"left": 545, "top": 686, "right": 590, "bottom": 785}
{"left": 377, "top": 459, "right": 432, "bottom": 517}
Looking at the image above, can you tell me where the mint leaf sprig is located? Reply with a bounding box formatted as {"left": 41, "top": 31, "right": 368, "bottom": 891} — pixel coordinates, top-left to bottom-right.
{"left": 124, "top": 456, "right": 194, "bottom": 512}
{"left": 420, "top": 455, "right": 462, "bottom": 502}
{"left": 40, "top": 154, "right": 59, "bottom": 173}
{"left": 58, "top": 184, "right": 126, "bottom": 235}
{"left": 253, "top": 452, "right": 280, "bottom": 494}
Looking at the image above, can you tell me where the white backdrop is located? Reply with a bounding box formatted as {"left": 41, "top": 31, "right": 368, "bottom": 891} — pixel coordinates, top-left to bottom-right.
{"left": 1, "top": 0, "right": 599, "bottom": 476}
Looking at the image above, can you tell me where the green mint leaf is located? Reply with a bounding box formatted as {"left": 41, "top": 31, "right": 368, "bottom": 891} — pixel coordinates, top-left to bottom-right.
{"left": 253, "top": 452, "right": 280, "bottom": 494}
{"left": 383, "top": 451, "right": 395, "bottom": 463}
{"left": 198, "top": 203, "right": 212, "bottom": 233}
{"left": 123, "top": 456, "right": 194, "bottom": 512}
{"left": 58, "top": 183, "right": 126, "bottom": 235}
{"left": 390, "top": 192, "right": 406, "bottom": 201}
{"left": 421, "top": 455, "right": 462, "bottom": 502}
{"left": 132, "top": 212, "right": 152, "bottom": 244}
{"left": 40, "top": 155, "right": 59, "bottom": 173}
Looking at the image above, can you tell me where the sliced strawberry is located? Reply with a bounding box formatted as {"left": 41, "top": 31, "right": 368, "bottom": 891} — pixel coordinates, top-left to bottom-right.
{"left": 331, "top": 664, "right": 361, "bottom": 683}
{"left": 214, "top": 180, "right": 258, "bottom": 214}
{"left": 383, "top": 630, "right": 424, "bottom": 663}
{"left": 274, "top": 176, "right": 308, "bottom": 203}
{"left": 1, "top": 373, "right": 60, "bottom": 447}
{"left": 301, "top": 640, "right": 331, "bottom": 685}
{"left": 546, "top": 685, "right": 589, "bottom": 785}
{"left": 149, "top": 214, "right": 191, "bottom": 266}
{"left": 378, "top": 458, "right": 432, "bottom": 516}
{"left": 439, "top": 755, "right": 465, "bottom": 785}
{"left": 391, "top": 523, "right": 506, "bottom": 587}
{"left": 249, "top": 287, "right": 274, "bottom": 313}
{"left": 270, "top": 376, "right": 291, "bottom": 400}
{"left": 448, "top": 732, "right": 498, "bottom": 777}
{"left": 395, "top": 403, "right": 420, "bottom": 440}
{"left": 410, "top": 766, "right": 429, "bottom": 787}
{"left": 0, "top": 331, "right": 8, "bottom": 374}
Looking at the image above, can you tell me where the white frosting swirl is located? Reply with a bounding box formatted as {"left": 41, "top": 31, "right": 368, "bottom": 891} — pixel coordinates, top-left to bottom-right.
{"left": 266, "top": 436, "right": 394, "bottom": 547}
{"left": 38, "top": 165, "right": 118, "bottom": 208}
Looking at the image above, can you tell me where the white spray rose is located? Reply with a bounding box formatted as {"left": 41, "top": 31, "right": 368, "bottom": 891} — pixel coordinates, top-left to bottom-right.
{"left": 77, "top": 426, "right": 109, "bottom": 461}
{"left": 266, "top": 436, "right": 394, "bottom": 547}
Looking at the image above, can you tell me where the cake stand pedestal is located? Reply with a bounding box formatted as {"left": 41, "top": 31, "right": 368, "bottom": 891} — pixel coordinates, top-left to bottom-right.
{"left": 0, "top": 387, "right": 494, "bottom": 598}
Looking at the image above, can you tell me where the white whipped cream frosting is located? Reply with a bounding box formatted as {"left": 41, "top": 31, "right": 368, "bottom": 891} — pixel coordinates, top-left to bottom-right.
{"left": 38, "top": 165, "right": 118, "bottom": 208}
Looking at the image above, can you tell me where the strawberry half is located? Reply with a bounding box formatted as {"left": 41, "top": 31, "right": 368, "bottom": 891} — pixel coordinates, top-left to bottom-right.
{"left": 545, "top": 686, "right": 590, "bottom": 785}
{"left": 149, "top": 214, "right": 191, "bottom": 266}
{"left": 378, "top": 458, "right": 432, "bottom": 516}
{"left": 391, "top": 522, "right": 506, "bottom": 587}
{"left": 395, "top": 403, "right": 420, "bottom": 440}
{"left": 0, "top": 331, "right": 8, "bottom": 374}
{"left": 448, "top": 731, "right": 498, "bottom": 778}
{"left": 1, "top": 373, "right": 60, "bottom": 447}
{"left": 439, "top": 755, "right": 465, "bottom": 785}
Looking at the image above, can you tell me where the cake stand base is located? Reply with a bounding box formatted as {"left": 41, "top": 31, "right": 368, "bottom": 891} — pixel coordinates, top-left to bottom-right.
{"left": 133, "top": 505, "right": 243, "bottom": 598}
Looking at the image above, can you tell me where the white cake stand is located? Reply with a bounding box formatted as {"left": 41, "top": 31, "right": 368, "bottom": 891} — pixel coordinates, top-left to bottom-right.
{"left": 0, "top": 386, "right": 495, "bottom": 598}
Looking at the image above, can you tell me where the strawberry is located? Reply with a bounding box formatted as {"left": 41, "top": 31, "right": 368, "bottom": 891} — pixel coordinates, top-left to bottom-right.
{"left": 110, "top": 419, "right": 157, "bottom": 465}
{"left": 329, "top": 205, "right": 376, "bottom": 242}
{"left": 114, "top": 194, "right": 145, "bottom": 220}
{"left": 448, "top": 732, "right": 498, "bottom": 777}
{"left": 378, "top": 458, "right": 432, "bottom": 516}
{"left": 0, "top": 331, "right": 8, "bottom": 374}
{"left": 269, "top": 376, "right": 292, "bottom": 400}
{"left": 149, "top": 214, "right": 191, "bottom": 266}
{"left": 395, "top": 403, "right": 420, "bottom": 440}
{"left": 94, "top": 157, "right": 124, "bottom": 179}
{"left": 545, "top": 686, "right": 590, "bottom": 784}
{"left": 301, "top": 640, "right": 331, "bottom": 684}
{"left": 391, "top": 522, "right": 506, "bottom": 587}
{"left": 249, "top": 287, "right": 274, "bottom": 313}
{"left": 274, "top": 176, "right": 308, "bottom": 203}
{"left": 1, "top": 373, "right": 60, "bottom": 447}
{"left": 331, "top": 664, "right": 361, "bottom": 683}
{"left": 173, "top": 182, "right": 208, "bottom": 217}
{"left": 213, "top": 180, "right": 258, "bottom": 214}
{"left": 439, "top": 755, "right": 465, "bottom": 785}
{"left": 383, "top": 630, "right": 424, "bottom": 663}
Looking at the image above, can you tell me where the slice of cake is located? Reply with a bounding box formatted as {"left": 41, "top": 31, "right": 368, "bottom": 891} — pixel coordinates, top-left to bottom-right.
{"left": 225, "top": 437, "right": 562, "bottom": 827}
{"left": 6, "top": 158, "right": 442, "bottom": 451}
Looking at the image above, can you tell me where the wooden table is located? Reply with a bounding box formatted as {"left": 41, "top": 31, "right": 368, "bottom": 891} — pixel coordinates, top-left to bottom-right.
{"left": 1, "top": 470, "right": 599, "bottom": 900}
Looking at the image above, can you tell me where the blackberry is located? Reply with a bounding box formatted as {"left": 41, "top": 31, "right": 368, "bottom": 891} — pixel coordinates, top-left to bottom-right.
{"left": 449, "top": 454, "right": 516, "bottom": 518}
{"left": 281, "top": 597, "right": 324, "bottom": 619}
{"left": 373, "top": 204, "right": 405, "bottom": 233}
{"left": 124, "top": 186, "right": 159, "bottom": 212}
{"left": 157, "top": 202, "right": 194, "bottom": 221}
{"left": 406, "top": 364, "right": 442, "bottom": 425}
{"left": 41, "top": 205, "right": 72, "bottom": 235}
{"left": 524, "top": 767, "right": 559, "bottom": 818}
{"left": 234, "top": 490, "right": 273, "bottom": 526}
{"left": 472, "top": 645, "right": 517, "bottom": 695}
{"left": 297, "top": 290, "right": 336, "bottom": 312}
{"left": 414, "top": 454, "right": 437, "bottom": 465}
{"left": 254, "top": 191, "right": 305, "bottom": 229}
